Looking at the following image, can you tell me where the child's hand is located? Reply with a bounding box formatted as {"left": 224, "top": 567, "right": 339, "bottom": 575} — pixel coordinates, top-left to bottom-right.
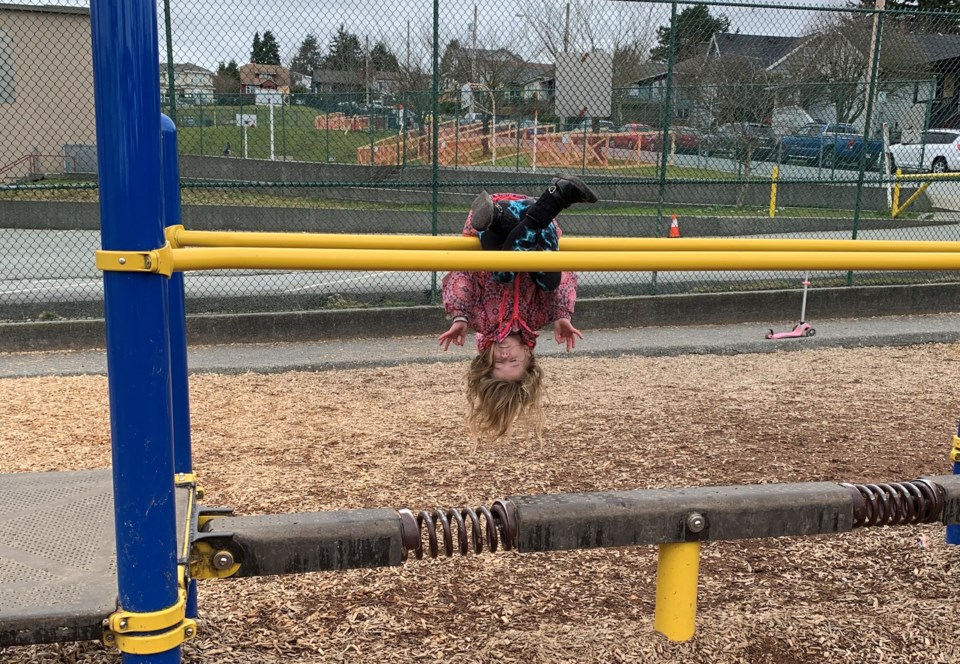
{"left": 554, "top": 318, "right": 583, "bottom": 352}
{"left": 439, "top": 321, "right": 467, "bottom": 350}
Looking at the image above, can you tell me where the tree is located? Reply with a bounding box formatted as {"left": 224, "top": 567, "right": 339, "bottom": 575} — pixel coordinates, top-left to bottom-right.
{"left": 289, "top": 34, "right": 323, "bottom": 74}
{"left": 785, "top": 14, "right": 928, "bottom": 125}
{"left": 250, "top": 32, "right": 262, "bottom": 63}
{"left": 650, "top": 5, "right": 730, "bottom": 63}
{"left": 370, "top": 41, "right": 399, "bottom": 72}
{"left": 214, "top": 60, "right": 240, "bottom": 94}
{"left": 324, "top": 25, "right": 363, "bottom": 71}
{"left": 260, "top": 31, "right": 281, "bottom": 65}
{"left": 439, "top": 39, "right": 471, "bottom": 86}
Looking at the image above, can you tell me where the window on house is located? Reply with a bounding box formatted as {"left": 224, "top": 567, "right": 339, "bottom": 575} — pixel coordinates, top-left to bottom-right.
{"left": 0, "top": 29, "right": 14, "bottom": 104}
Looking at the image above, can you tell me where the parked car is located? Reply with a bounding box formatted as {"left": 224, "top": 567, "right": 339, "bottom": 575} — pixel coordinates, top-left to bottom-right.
{"left": 647, "top": 126, "right": 701, "bottom": 154}
{"left": 776, "top": 122, "right": 883, "bottom": 169}
{"left": 570, "top": 119, "right": 617, "bottom": 133}
{"left": 610, "top": 123, "right": 656, "bottom": 150}
{"left": 701, "top": 123, "right": 777, "bottom": 161}
{"left": 888, "top": 129, "right": 960, "bottom": 173}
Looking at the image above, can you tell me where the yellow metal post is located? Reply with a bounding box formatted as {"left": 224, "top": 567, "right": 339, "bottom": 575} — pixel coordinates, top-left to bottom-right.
{"left": 892, "top": 168, "right": 901, "bottom": 217}
{"left": 654, "top": 541, "right": 701, "bottom": 641}
{"left": 769, "top": 165, "right": 779, "bottom": 218}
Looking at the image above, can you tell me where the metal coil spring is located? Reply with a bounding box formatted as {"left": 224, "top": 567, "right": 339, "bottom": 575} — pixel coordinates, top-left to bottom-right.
{"left": 399, "top": 500, "right": 517, "bottom": 559}
{"left": 840, "top": 479, "right": 943, "bottom": 528}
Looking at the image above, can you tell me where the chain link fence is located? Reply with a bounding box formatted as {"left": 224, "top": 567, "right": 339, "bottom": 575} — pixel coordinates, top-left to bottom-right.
{"left": 3, "top": 0, "right": 960, "bottom": 321}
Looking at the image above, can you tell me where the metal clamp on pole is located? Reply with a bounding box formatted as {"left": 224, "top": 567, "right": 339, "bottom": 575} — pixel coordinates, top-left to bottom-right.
{"left": 102, "top": 590, "right": 197, "bottom": 654}
{"left": 95, "top": 243, "right": 175, "bottom": 277}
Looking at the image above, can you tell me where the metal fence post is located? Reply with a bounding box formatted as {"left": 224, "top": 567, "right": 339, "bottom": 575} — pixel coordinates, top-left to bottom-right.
{"left": 90, "top": 0, "right": 181, "bottom": 659}
{"left": 849, "top": 0, "right": 885, "bottom": 286}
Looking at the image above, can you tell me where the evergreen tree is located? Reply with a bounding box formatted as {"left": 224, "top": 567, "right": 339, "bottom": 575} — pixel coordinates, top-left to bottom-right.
{"left": 370, "top": 41, "right": 399, "bottom": 72}
{"left": 650, "top": 5, "right": 730, "bottom": 62}
{"left": 251, "top": 32, "right": 262, "bottom": 63}
{"left": 290, "top": 33, "right": 324, "bottom": 73}
{"left": 323, "top": 25, "right": 363, "bottom": 71}
{"left": 261, "top": 31, "right": 281, "bottom": 65}
{"left": 214, "top": 60, "right": 241, "bottom": 94}
{"left": 439, "top": 39, "right": 470, "bottom": 85}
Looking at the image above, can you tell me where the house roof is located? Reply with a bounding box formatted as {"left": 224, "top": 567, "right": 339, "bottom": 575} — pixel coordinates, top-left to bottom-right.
{"left": 170, "top": 63, "right": 214, "bottom": 75}
{"left": 908, "top": 32, "right": 960, "bottom": 64}
{"left": 239, "top": 63, "right": 291, "bottom": 88}
{"left": 514, "top": 63, "right": 554, "bottom": 85}
{"left": 312, "top": 69, "right": 363, "bottom": 85}
{"left": 634, "top": 56, "right": 703, "bottom": 84}
{"left": 0, "top": 3, "right": 88, "bottom": 16}
{"left": 710, "top": 33, "right": 804, "bottom": 69}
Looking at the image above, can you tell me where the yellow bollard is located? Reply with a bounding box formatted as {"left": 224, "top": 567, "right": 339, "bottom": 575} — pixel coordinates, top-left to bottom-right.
{"left": 892, "top": 168, "right": 902, "bottom": 217}
{"left": 654, "top": 541, "right": 701, "bottom": 642}
{"left": 769, "top": 165, "right": 779, "bottom": 218}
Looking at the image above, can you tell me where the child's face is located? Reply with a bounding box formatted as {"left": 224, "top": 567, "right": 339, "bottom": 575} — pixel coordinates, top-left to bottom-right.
{"left": 491, "top": 334, "right": 531, "bottom": 382}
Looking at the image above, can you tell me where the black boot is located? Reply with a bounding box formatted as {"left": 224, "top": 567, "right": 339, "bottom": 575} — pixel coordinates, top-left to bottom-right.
{"left": 469, "top": 191, "right": 494, "bottom": 231}
{"left": 548, "top": 174, "right": 598, "bottom": 206}
{"left": 519, "top": 175, "right": 598, "bottom": 229}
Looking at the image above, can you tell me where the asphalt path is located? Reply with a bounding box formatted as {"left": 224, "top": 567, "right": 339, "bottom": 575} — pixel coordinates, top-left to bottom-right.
{"left": 3, "top": 312, "right": 960, "bottom": 378}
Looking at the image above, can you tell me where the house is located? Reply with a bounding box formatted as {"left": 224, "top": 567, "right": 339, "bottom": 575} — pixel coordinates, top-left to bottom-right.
{"left": 160, "top": 63, "right": 214, "bottom": 104}
{"left": 0, "top": 3, "right": 97, "bottom": 176}
{"left": 239, "top": 63, "right": 291, "bottom": 95}
{"left": 311, "top": 68, "right": 399, "bottom": 102}
{"left": 512, "top": 63, "right": 554, "bottom": 102}
{"left": 289, "top": 70, "right": 311, "bottom": 91}
{"left": 895, "top": 32, "right": 960, "bottom": 134}
{"left": 706, "top": 32, "right": 805, "bottom": 73}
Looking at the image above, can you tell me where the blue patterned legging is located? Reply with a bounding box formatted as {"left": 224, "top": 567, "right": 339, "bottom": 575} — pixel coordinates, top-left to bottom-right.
{"left": 477, "top": 197, "right": 560, "bottom": 291}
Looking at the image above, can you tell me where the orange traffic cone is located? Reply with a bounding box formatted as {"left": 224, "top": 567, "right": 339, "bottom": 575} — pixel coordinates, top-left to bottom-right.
{"left": 668, "top": 214, "right": 681, "bottom": 238}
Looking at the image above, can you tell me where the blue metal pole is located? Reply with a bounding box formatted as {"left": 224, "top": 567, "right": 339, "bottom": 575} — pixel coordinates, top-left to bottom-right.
{"left": 161, "top": 114, "right": 198, "bottom": 617}
{"left": 90, "top": 0, "right": 181, "bottom": 662}
{"left": 948, "top": 418, "right": 960, "bottom": 545}
{"left": 160, "top": 115, "right": 193, "bottom": 478}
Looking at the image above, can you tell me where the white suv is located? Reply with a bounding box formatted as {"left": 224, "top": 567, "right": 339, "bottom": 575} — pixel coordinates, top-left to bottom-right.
{"left": 888, "top": 129, "right": 960, "bottom": 173}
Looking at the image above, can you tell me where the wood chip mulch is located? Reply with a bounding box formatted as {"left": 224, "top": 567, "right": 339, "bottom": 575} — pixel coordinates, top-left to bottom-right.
{"left": 2, "top": 344, "right": 960, "bottom": 663}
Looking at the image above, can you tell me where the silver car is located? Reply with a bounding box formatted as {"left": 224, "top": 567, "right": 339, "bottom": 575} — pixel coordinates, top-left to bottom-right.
{"left": 888, "top": 129, "right": 960, "bottom": 173}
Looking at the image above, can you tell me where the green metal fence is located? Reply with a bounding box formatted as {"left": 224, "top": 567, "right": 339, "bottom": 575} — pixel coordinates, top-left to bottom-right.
{"left": 3, "top": 0, "right": 960, "bottom": 321}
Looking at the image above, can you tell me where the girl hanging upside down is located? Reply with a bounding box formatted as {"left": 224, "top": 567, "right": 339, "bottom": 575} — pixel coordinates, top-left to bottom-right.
{"left": 438, "top": 175, "right": 597, "bottom": 440}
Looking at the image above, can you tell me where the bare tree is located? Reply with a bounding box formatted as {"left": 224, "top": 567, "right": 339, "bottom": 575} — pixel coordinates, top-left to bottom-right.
{"left": 692, "top": 55, "right": 781, "bottom": 205}
{"left": 785, "top": 12, "right": 928, "bottom": 125}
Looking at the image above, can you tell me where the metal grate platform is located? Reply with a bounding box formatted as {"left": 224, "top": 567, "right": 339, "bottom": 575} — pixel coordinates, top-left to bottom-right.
{"left": 0, "top": 468, "right": 117, "bottom": 646}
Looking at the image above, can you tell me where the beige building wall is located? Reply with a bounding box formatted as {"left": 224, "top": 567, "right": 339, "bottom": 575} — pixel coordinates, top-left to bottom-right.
{"left": 0, "top": 4, "right": 95, "bottom": 176}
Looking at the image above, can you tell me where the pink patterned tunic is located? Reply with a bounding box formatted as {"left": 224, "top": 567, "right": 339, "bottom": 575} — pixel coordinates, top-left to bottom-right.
{"left": 441, "top": 193, "right": 578, "bottom": 351}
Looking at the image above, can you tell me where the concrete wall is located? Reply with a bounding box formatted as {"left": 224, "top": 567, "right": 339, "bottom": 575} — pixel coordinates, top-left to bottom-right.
{"left": 1, "top": 198, "right": 936, "bottom": 236}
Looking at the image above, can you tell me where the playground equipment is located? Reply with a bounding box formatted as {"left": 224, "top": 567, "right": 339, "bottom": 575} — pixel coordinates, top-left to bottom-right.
{"left": 766, "top": 273, "right": 816, "bottom": 339}
{"left": 2, "top": 2, "right": 960, "bottom": 661}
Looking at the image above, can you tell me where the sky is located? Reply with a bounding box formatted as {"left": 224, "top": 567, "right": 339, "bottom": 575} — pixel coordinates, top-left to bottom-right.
{"left": 16, "top": 0, "right": 855, "bottom": 71}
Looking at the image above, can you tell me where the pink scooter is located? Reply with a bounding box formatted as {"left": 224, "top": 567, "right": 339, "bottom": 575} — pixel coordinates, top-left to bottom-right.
{"left": 766, "top": 274, "right": 816, "bottom": 340}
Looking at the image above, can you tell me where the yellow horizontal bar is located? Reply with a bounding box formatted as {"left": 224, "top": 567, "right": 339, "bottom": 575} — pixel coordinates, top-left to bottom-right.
{"left": 896, "top": 171, "right": 960, "bottom": 181}
{"left": 173, "top": 229, "right": 960, "bottom": 254}
{"left": 168, "top": 247, "right": 960, "bottom": 273}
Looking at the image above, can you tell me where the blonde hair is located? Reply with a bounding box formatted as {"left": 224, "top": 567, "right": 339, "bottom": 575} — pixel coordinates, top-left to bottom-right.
{"left": 465, "top": 343, "right": 545, "bottom": 441}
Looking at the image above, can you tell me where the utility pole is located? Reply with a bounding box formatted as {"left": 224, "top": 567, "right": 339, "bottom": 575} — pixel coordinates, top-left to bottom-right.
{"left": 472, "top": 4, "right": 478, "bottom": 82}
{"left": 365, "top": 34, "right": 371, "bottom": 107}
{"left": 563, "top": 2, "right": 570, "bottom": 53}
{"left": 406, "top": 20, "right": 411, "bottom": 71}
